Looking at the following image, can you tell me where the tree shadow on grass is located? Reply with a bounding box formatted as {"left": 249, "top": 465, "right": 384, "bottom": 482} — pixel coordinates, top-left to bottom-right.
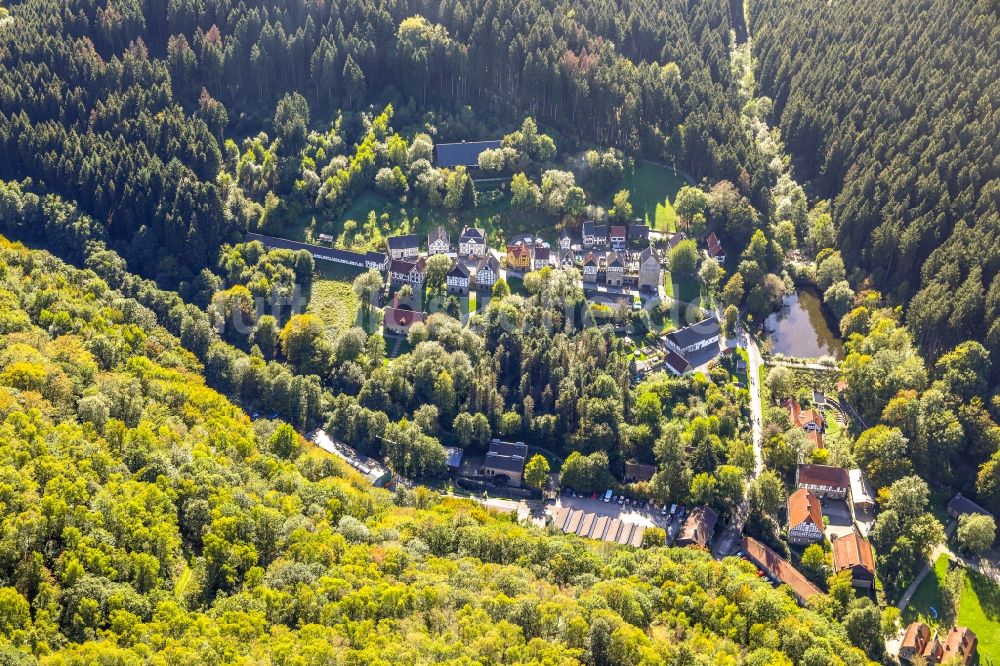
{"left": 966, "top": 568, "right": 1000, "bottom": 622}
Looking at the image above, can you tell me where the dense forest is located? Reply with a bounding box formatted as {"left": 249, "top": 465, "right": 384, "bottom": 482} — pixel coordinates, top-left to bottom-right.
{"left": 0, "top": 0, "right": 767, "bottom": 286}
{"left": 0, "top": 234, "right": 880, "bottom": 663}
{"left": 748, "top": 0, "right": 1000, "bottom": 363}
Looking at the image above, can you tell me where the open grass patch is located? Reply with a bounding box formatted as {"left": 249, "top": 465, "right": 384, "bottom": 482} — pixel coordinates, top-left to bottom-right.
{"left": 308, "top": 262, "right": 362, "bottom": 334}
{"left": 609, "top": 161, "right": 687, "bottom": 232}
{"left": 903, "top": 554, "right": 1000, "bottom": 663}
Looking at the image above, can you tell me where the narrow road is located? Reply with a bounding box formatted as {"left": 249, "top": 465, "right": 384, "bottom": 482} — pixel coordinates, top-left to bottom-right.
{"left": 712, "top": 325, "right": 764, "bottom": 557}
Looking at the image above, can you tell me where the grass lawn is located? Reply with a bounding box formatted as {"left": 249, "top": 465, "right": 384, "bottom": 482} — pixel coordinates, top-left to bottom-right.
{"left": 667, "top": 272, "right": 703, "bottom": 305}
{"left": 608, "top": 161, "right": 687, "bottom": 232}
{"left": 308, "top": 262, "right": 362, "bottom": 334}
{"left": 903, "top": 554, "right": 1000, "bottom": 663}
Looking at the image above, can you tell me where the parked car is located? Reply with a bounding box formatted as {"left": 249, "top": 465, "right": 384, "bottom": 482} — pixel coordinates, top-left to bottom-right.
{"left": 666, "top": 515, "right": 673, "bottom": 525}
{"left": 661, "top": 506, "right": 668, "bottom": 515}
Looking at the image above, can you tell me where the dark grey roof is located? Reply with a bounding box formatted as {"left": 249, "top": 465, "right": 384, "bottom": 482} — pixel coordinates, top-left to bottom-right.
{"left": 448, "top": 261, "right": 470, "bottom": 278}
{"left": 461, "top": 226, "right": 485, "bottom": 240}
{"left": 664, "top": 349, "right": 691, "bottom": 374}
{"left": 428, "top": 226, "right": 449, "bottom": 245}
{"left": 593, "top": 224, "right": 607, "bottom": 237}
{"left": 389, "top": 258, "right": 424, "bottom": 275}
{"left": 434, "top": 140, "right": 502, "bottom": 168}
{"left": 949, "top": 493, "right": 994, "bottom": 519}
{"left": 628, "top": 223, "right": 649, "bottom": 239}
{"left": 485, "top": 440, "right": 527, "bottom": 474}
{"left": 477, "top": 254, "right": 500, "bottom": 272}
{"left": 639, "top": 246, "right": 657, "bottom": 263}
{"left": 666, "top": 318, "right": 720, "bottom": 349}
{"left": 387, "top": 234, "right": 420, "bottom": 250}
{"left": 607, "top": 251, "right": 623, "bottom": 268}
{"left": 246, "top": 233, "right": 387, "bottom": 268}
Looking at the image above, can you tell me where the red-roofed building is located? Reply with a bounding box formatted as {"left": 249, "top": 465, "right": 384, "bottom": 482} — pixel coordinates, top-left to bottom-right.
{"left": 706, "top": 231, "right": 726, "bottom": 263}
{"left": 788, "top": 489, "right": 824, "bottom": 545}
{"left": 942, "top": 627, "right": 977, "bottom": 665}
{"left": 742, "top": 537, "right": 823, "bottom": 605}
{"left": 831, "top": 532, "right": 876, "bottom": 589}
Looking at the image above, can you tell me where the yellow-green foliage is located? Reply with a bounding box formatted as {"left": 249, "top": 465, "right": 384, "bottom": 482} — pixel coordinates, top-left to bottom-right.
{"left": 0, "top": 237, "right": 873, "bottom": 664}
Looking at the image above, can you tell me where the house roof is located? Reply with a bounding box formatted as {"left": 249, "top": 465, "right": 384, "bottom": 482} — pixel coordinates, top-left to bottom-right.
{"left": 507, "top": 241, "right": 530, "bottom": 259}
{"left": 628, "top": 223, "right": 649, "bottom": 239}
{"left": 948, "top": 493, "right": 994, "bottom": 519}
{"left": 484, "top": 439, "right": 527, "bottom": 474}
{"left": 434, "top": 140, "right": 502, "bottom": 168}
{"left": 664, "top": 349, "right": 692, "bottom": 375}
{"left": 592, "top": 224, "right": 607, "bottom": 236}
{"left": 667, "top": 231, "right": 687, "bottom": 249}
{"left": 444, "top": 446, "right": 464, "bottom": 469}
{"left": 582, "top": 221, "right": 596, "bottom": 236}
{"left": 387, "top": 234, "right": 420, "bottom": 250}
{"left": 460, "top": 226, "right": 485, "bottom": 240}
{"left": 384, "top": 306, "right": 425, "bottom": 330}
{"left": 606, "top": 251, "right": 623, "bottom": 268}
{"left": 782, "top": 398, "right": 826, "bottom": 430}
{"left": 788, "top": 488, "right": 823, "bottom": 531}
{"left": 389, "top": 258, "right": 425, "bottom": 275}
{"left": 582, "top": 252, "right": 599, "bottom": 267}
{"left": 706, "top": 231, "right": 725, "bottom": 258}
{"left": 797, "top": 464, "right": 850, "bottom": 490}
{"left": 901, "top": 622, "right": 930, "bottom": 652}
{"left": 246, "top": 233, "right": 388, "bottom": 268}
{"left": 849, "top": 469, "right": 875, "bottom": 506}
{"left": 639, "top": 245, "right": 658, "bottom": 264}
{"left": 923, "top": 638, "right": 944, "bottom": 661}
{"left": 624, "top": 461, "right": 657, "bottom": 482}
{"left": 741, "top": 537, "right": 823, "bottom": 603}
{"left": 428, "top": 226, "right": 449, "bottom": 245}
{"left": 448, "top": 261, "right": 470, "bottom": 278}
{"left": 807, "top": 430, "right": 824, "bottom": 449}
{"left": 832, "top": 532, "right": 875, "bottom": 575}
{"left": 678, "top": 505, "right": 718, "bottom": 548}
{"left": 476, "top": 254, "right": 500, "bottom": 273}
{"left": 534, "top": 247, "right": 550, "bottom": 261}
{"left": 666, "top": 317, "right": 720, "bottom": 349}
{"left": 610, "top": 225, "right": 626, "bottom": 238}
{"left": 943, "top": 626, "right": 977, "bottom": 664}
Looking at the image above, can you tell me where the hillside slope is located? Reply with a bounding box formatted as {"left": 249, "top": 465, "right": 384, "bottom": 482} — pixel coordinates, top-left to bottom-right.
{"left": 0, "top": 235, "right": 874, "bottom": 663}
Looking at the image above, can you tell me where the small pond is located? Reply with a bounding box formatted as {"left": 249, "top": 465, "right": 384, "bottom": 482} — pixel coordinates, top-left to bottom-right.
{"left": 764, "top": 289, "right": 844, "bottom": 360}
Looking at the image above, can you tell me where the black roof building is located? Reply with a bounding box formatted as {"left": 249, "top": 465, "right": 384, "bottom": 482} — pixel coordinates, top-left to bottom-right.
{"left": 666, "top": 317, "right": 720, "bottom": 349}
{"left": 245, "top": 233, "right": 387, "bottom": 271}
{"left": 448, "top": 261, "right": 470, "bottom": 278}
{"left": 485, "top": 439, "right": 528, "bottom": 474}
{"left": 434, "top": 140, "right": 502, "bottom": 168}
{"left": 387, "top": 234, "right": 420, "bottom": 250}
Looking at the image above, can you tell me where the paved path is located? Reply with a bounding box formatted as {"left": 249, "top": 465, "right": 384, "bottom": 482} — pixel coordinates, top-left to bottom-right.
{"left": 895, "top": 522, "right": 957, "bottom": 611}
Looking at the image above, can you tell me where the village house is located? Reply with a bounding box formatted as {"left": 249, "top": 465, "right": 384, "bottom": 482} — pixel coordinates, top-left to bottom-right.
{"left": 610, "top": 225, "right": 627, "bottom": 249}
{"left": 783, "top": 398, "right": 825, "bottom": 431}
{"left": 427, "top": 226, "right": 450, "bottom": 255}
{"left": 831, "top": 531, "right": 876, "bottom": 589}
{"left": 942, "top": 627, "right": 977, "bottom": 665}
{"left": 741, "top": 537, "right": 823, "bottom": 605}
{"left": 582, "top": 252, "right": 599, "bottom": 283}
{"left": 532, "top": 246, "right": 550, "bottom": 270}
{"left": 246, "top": 233, "right": 389, "bottom": 273}
{"left": 667, "top": 231, "right": 687, "bottom": 249}
{"left": 849, "top": 468, "right": 876, "bottom": 514}
{"left": 592, "top": 224, "right": 608, "bottom": 249}
{"left": 459, "top": 226, "right": 487, "bottom": 257}
{"left": 948, "top": 493, "right": 994, "bottom": 522}
{"left": 506, "top": 240, "right": 532, "bottom": 271}
{"left": 664, "top": 317, "right": 721, "bottom": 356}
{"left": 383, "top": 299, "right": 426, "bottom": 335}
{"left": 559, "top": 230, "right": 575, "bottom": 250}
{"left": 582, "top": 221, "right": 599, "bottom": 248}
{"left": 389, "top": 257, "right": 426, "bottom": 286}
{"left": 433, "top": 140, "right": 502, "bottom": 172}
{"left": 444, "top": 447, "right": 464, "bottom": 473}
{"left": 386, "top": 234, "right": 420, "bottom": 260}
{"left": 446, "top": 261, "right": 471, "bottom": 295}
{"left": 480, "top": 439, "right": 527, "bottom": 487}
{"left": 787, "top": 488, "right": 824, "bottom": 545}
{"left": 637, "top": 246, "right": 662, "bottom": 292}
{"left": 664, "top": 349, "right": 693, "bottom": 375}
{"left": 899, "top": 622, "right": 931, "bottom": 664}
{"left": 473, "top": 254, "right": 500, "bottom": 290}
{"left": 623, "top": 461, "right": 657, "bottom": 483}
{"left": 628, "top": 223, "right": 649, "bottom": 245}
{"left": 605, "top": 251, "right": 624, "bottom": 287}
{"left": 559, "top": 248, "right": 575, "bottom": 267}
{"left": 706, "top": 231, "right": 726, "bottom": 263}
{"left": 795, "top": 464, "right": 850, "bottom": 499}
{"left": 676, "top": 505, "right": 718, "bottom": 548}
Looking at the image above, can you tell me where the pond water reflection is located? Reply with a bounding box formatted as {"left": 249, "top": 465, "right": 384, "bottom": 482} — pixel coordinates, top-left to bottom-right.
{"left": 764, "top": 290, "right": 844, "bottom": 360}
